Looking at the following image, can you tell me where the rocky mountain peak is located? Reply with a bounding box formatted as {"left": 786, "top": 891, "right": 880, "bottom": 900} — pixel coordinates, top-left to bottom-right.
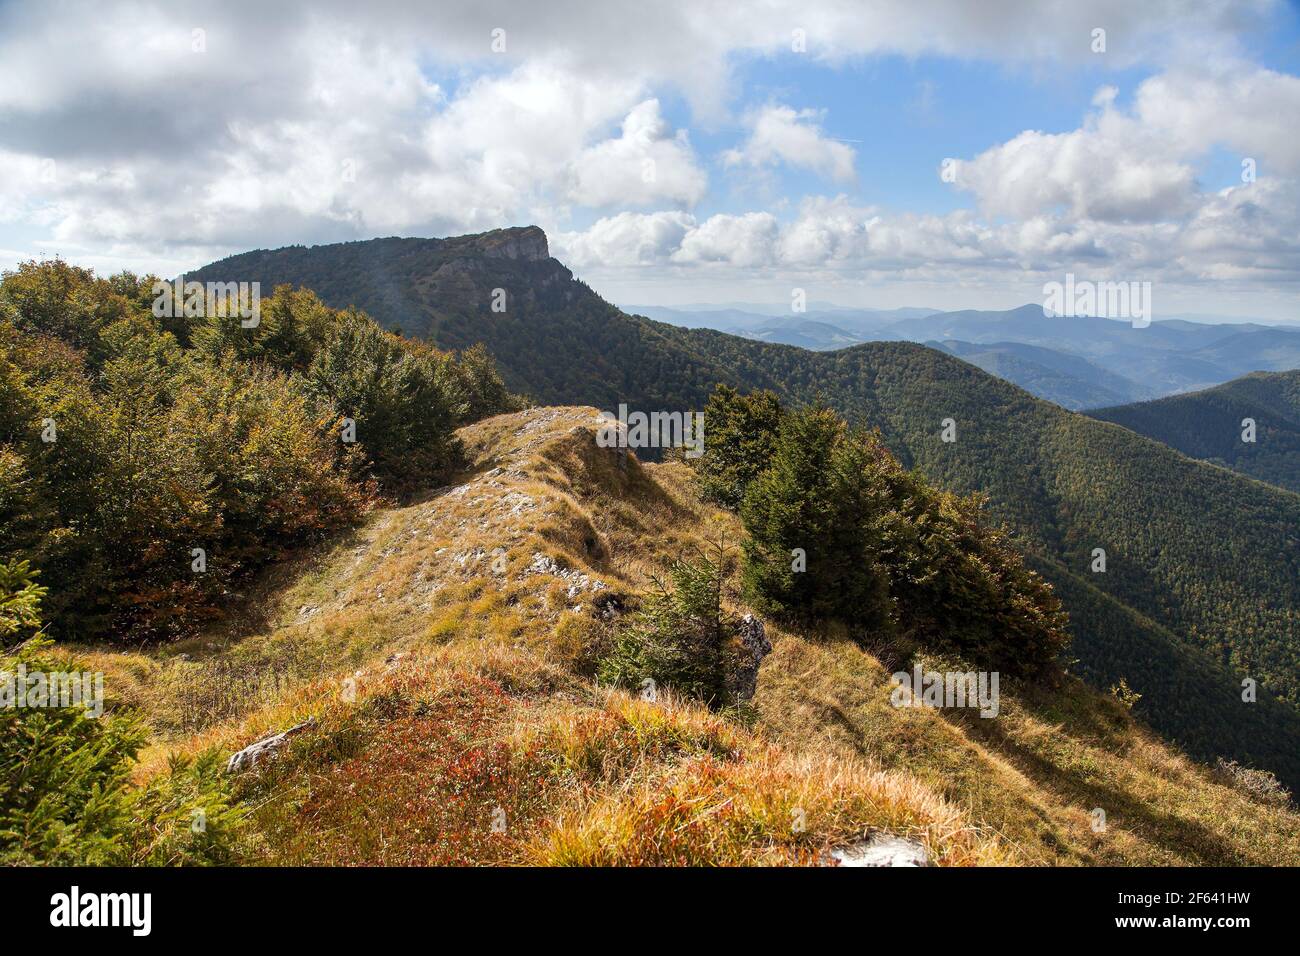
{"left": 476, "top": 225, "right": 549, "bottom": 262}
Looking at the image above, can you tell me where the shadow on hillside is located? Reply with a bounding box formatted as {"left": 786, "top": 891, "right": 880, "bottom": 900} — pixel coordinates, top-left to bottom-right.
{"left": 536, "top": 432, "right": 696, "bottom": 563}
{"left": 953, "top": 706, "right": 1250, "bottom": 865}
{"left": 169, "top": 523, "right": 374, "bottom": 661}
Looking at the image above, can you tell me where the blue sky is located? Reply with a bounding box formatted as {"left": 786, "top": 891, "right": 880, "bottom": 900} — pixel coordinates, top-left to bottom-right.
{"left": 2, "top": 0, "right": 1299, "bottom": 318}
{"left": 662, "top": 22, "right": 1300, "bottom": 221}
{"left": 647, "top": 54, "right": 1164, "bottom": 218}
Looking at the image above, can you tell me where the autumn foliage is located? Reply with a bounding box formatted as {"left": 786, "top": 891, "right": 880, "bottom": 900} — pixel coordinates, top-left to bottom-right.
{"left": 0, "top": 259, "right": 521, "bottom": 641}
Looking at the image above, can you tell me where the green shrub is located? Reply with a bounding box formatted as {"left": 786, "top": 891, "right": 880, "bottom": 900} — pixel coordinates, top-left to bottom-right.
{"left": 0, "top": 558, "right": 44, "bottom": 645}
{"left": 305, "top": 309, "right": 465, "bottom": 491}
{"left": 721, "top": 397, "right": 1067, "bottom": 677}
{"left": 172, "top": 354, "right": 370, "bottom": 562}
{"left": 451, "top": 342, "right": 529, "bottom": 422}
{"left": 598, "top": 543, "right": 748, "bottom": 707}
{"left": 130, "top": 749, "right": 252, "bottom": 865}
{"left": 740, "top": 405, "right": 893, "bottom": 630}
{"left": 0, "top": 640, "right": 248, "bottom": 865}
{"left": 0, "top": 262, "right": 517, "bottom": 642}
{"left": 869, "top": 466, "right": 1069, "bottom": 678}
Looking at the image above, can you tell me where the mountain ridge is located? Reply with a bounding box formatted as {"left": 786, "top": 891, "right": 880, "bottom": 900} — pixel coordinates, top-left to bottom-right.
{"left": 1090, "top": 369, "right": 1300, "bottom": 494}
{"left": 188, "top": 227, "right": 1300, "bottom": 788}
{"left": 73, "top": 406, "right": 1300, "bottom": 864}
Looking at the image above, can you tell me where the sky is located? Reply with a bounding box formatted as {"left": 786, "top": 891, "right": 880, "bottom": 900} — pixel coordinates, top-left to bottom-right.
{"left": 2, "top": 0, "right": 1299, "bottom": 318}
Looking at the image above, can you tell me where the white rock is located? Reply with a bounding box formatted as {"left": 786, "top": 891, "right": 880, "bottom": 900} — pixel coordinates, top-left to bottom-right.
{"left": 225, "top": 717, "right": 317, "bottom": 773}
{"left": 830, "top": 834, "right": 930, "bottom": 867}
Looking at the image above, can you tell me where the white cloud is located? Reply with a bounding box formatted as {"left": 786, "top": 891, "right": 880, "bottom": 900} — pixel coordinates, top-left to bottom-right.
{"left": 1177, "top": 178, "right": 1300, "bottom": 279}
{"left": 1133, "top": 64, "right": 1300, "bottom": 175}
{"left": 569, "top": 100, "right": 707, "bottom": 207}
{"left": 554, "top": 210, "right": 695, "bottom": 266}
{"left": 723, "top": 105, "right": 856, "bottom": 183}
{"left": 0, "top": 56, "right": 697, "bottom": 257}
{"left": 558, "top": 182, "right": 1300, "bottom": 288}
{"left": 955, "top": 108, "right": 1198, "bottom": 223}
{"left": 954, "top": 62, "right": 1300, "bottom": 224}
{"left": 0, "top": 0, "right": 1295, "bottom": 308}
{"left": 672, "top": 213, "right": 781, "bottom": 267}
{"left": 1, "top": 0, "right": 1253, "bottom": 114}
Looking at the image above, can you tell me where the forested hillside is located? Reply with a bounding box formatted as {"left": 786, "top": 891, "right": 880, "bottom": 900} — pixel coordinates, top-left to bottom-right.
{"left": 0, "top": 260, "right": 521, "bottom": 642}
{"left": 188, "top": 228, "right": 1300, "bottom": 789}
{"left": 1090, "top": 370, "right": 1300, "bottom": 493}
{"left": 190, "top": 228, "right": 746, "bottom": 412}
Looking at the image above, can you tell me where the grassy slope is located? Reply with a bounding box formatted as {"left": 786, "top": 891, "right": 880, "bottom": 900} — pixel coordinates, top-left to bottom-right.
{"left": 1089, "top": 370, "right": 1300, "bottom": 494}
{"left": 667, "top": 334, "right": 1300, "bottom": 787}
{"left": 75, "top": 408, "right": 1300, "bottom": 866}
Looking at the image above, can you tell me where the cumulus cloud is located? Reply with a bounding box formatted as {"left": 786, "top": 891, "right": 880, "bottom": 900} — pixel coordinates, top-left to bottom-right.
{"left": 554, "top": 210, "right": 695, "bottom": 266}
{"left": 954, "top": 81, "right": 1188, "bottom": 223}
{"left": 0, "top": 0, "right": 1294, "bottom": 302}
{"left": 559, "top": 182, "right": 1300, "bottom": 288}
{"left": 955, "top": 119, "right": 1199, "bottom": 223}
{"left": 569, "top": 100, "right": 707, "bottom": 207}
{"left": 0, "top": 0, "right": 1253, "bottom": 116}
{"left": 1177, "top": 178, "right": 1300, "bottom": 279}
{"left": 723, "top": 105, "right": 856, "bottom": 183}
{"left": 671, "top": 213, "right": 781, "bottom": 267}
{"left": 1133, "top": 64, "right": 1300, "bottom": 175}
{"left": 954, "top": 63, "right": 1300, "bottom": 223}
{"left": 563, "top": 201, "right": 1008, "bottom": 275}
{"left": 0, "top": 54, "right": 702, "bottom": 257}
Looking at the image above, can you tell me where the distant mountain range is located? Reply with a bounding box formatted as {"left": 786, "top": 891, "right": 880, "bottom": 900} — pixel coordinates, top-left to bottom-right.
{"left": 932, "top": 340, "right": 1156, "bottom": 409}
{"left": 625, "top": 304, "right": 938, "bottom": 331}
{"left": 191, "top": 227, "right": 1300, "bottom": 789}
{"left": 626, "top": 302, "right": 1300, "bottom": 411}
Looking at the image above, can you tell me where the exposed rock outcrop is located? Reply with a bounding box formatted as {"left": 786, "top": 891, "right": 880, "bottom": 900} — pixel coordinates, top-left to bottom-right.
{"left": 526, "top": 551, "right": 607, "bottom": 600}
{"left": 728, "top": 613, "right": 772, "bottom": 702}
{"left": 479, "top": 225, "right": 549, "bottom": 262}
{"left": 226, "top": 717, "right": 317, "bottom": 773}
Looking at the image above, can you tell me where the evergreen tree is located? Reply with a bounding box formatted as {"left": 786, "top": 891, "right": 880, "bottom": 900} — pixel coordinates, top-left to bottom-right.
{"left": 730, "top": 398, "right": 1066, "bottom": 674}
{"left": 0, "top": 558, "right": 44, "bottom": 644}
{"left": 693, "top": 384, "right": 783, "bottom": 508}
{"left": 819, "top": 428, "right": 896, "bottom": 632}
{"left": 739, "top": 404, "right": 843, "bottom": 621}
{"left": 451, "top": 343, "right": 528, "bottom": 422}
{"left": 598, "top": 540, "right": 744, "bottom": 707}
{"left": 306, "top": 309, "right": 465, "bottom": 490}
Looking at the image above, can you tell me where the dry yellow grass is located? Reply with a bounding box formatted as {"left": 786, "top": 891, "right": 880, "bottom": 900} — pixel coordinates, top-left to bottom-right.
{"left": 522, "top": 692, "right": 1002, "bottom": 866}
{"left": 66, "top": 405, "right": 1300, "bottom": 866}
